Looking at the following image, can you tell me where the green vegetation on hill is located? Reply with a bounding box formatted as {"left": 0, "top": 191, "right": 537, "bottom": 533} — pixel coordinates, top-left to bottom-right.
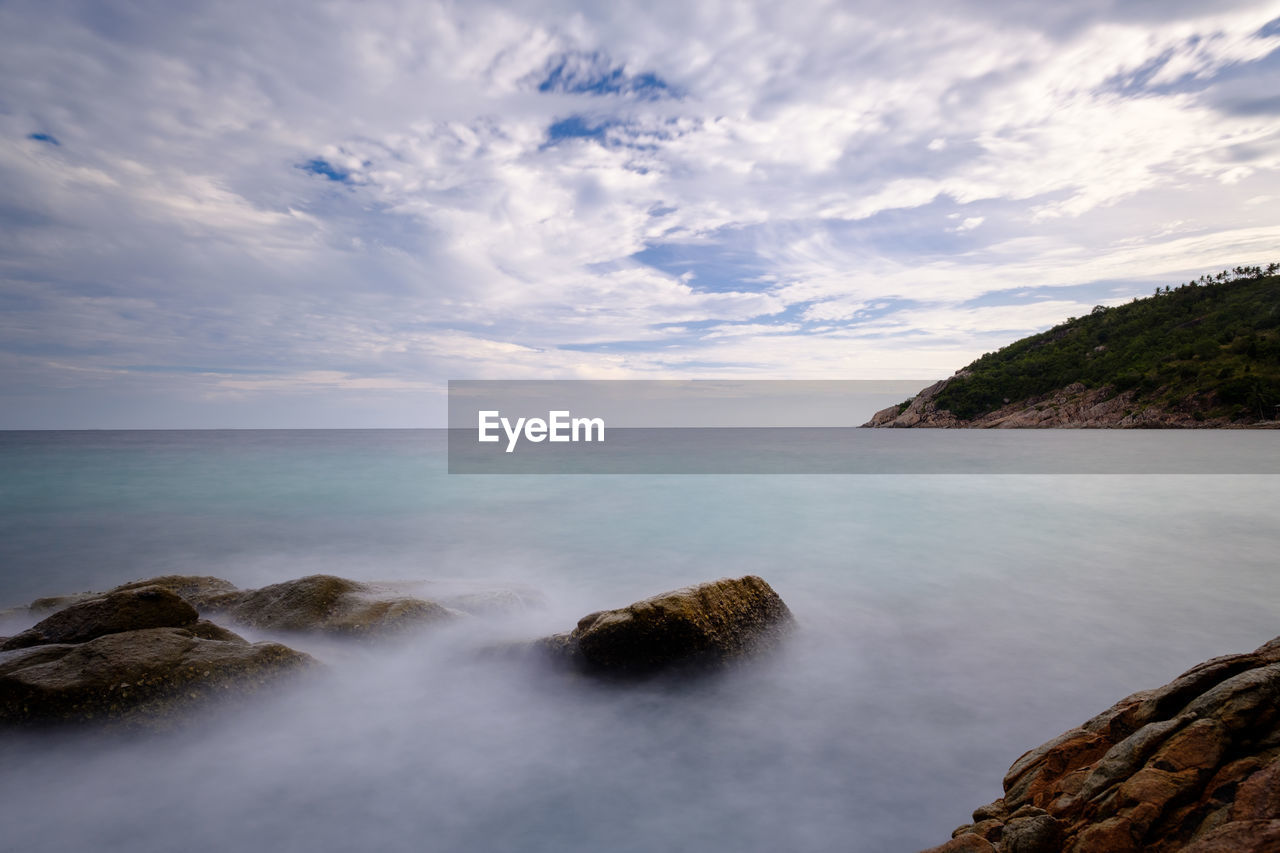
{"left": 930, "top": 265, "right": 1280, "bottom": 422}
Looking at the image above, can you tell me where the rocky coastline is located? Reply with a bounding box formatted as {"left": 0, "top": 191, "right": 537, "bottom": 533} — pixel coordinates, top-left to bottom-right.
{"left": 863, "top": 376, "right": 1280, "bottom": 429}
{"left": 6, "top": 572, "right": 1278, "bottom": 851}
{"left": 923, "top": 635, "right": 1280, "bottom": 852}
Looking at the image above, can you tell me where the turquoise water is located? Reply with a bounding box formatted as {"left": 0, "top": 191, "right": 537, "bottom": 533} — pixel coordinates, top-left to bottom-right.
{"left": 1, "top": 430, "right": 1278, "bottom": 852}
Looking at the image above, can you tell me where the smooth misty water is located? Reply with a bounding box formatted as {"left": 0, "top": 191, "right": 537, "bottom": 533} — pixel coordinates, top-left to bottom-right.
{"left": 0, "top": 430, "right": 1278, "bottom": 853}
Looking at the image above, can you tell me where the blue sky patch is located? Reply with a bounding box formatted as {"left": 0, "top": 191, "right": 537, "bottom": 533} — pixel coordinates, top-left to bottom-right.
{"left": 538, "top": 51, "right": 674, "bottom": 100}
{"left": 28, "top": 132, "right": 59, "bottom": 145}
{"left": 546, "top": 115, "right": 616, "bottom": 144}
{"left": 633, "top": 241, "right": 775, "bottom": 293}
{"left": 298, "top": 158, "right": 351, "bottom": 182}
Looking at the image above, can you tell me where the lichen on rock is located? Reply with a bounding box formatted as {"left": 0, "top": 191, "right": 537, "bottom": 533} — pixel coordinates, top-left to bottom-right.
{"left": 537, "top": 575, "right": 794, "bottom": 676}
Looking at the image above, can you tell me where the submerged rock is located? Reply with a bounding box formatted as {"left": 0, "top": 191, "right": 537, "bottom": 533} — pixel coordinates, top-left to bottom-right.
{"left": 203, "top": 574, "right": 457, "bottom": 636}
{"left": 923, "top": 635, "right": 1280, "bottom": 853}
{"left": 538, "top": 575, "right": 794, "bottom": 676}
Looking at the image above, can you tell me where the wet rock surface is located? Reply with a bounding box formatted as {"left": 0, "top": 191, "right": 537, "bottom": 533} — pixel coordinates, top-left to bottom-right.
{"left": 0, "top": 572, "right": 545, "bottom": 728}
{"left": 923, "top": 636, "right": 1280, "bottom": 853}
{"left": 1, "top": 586, "right": 198, "bottom": 651}
{"left": 538, "top": 575, "right": 794, "bottom": 676}
{"left": 109, "top": 575, "right": 241, "bottom": 609}
{"left": 0, "top": 589, "right": 312, "bottom": 728}
{"left": 202, "top": 574, "right": 458, "bottom": 636}
{"left": 3, "top": 573, "right": 539, "bottom": 639}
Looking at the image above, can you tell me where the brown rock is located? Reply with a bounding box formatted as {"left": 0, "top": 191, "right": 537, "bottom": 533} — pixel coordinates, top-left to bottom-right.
{"left": 1005, "top": 728, "right": 1113, "bottom": 807}
{"left": 28, "top": 593, "right": 98, "bottom": 614}
{"left": 920, "top": 834, "right": 997, "bottom": 853}
{"left": 1001, "top": 813, "right": 1062, "bottom": 853}
{"left": 0, "top": 586, "right": 197, "bottom": 651}
{"left": 205, "top": 574, "right": 456, "bottom": 636}
{"left": 0, "top": 625, "right": 313, "bottom": 728}
{"left": 862, "top": 378, "right": 962, "bottom": 428}
{"left": 928, "top": 634, "right": 1280, "bottom": 853}
{"left": 1232, "top": 756, "right": 1280, "bottom": 821}
{"left": 967, "top": 819, "right": 1004, "bottom": 842}
{"left": 972, "top": 799, "right": 1008, "bottom": 822}
{"left": 1151, "top": 719, "right": 1228, "bottom": 775}
{"left": 1115, "top": 766, "right": 1199, "bottom": 813}
{"left": 110, "top": 575, "right": 241, "bottom": 609}
{"left": 1181, "top": 819, "right": 1280, "bottom": 852}
{"left": 1071, "top": 815, "right": 1139, "bottom": 853}
{"left": 538, "top": 575, "right": 794, "bottom": 676}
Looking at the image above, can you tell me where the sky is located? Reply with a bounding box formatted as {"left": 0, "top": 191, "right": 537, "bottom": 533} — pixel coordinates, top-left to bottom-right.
{"left": 2, "top": 0, "right": 1279, "bottom": 427}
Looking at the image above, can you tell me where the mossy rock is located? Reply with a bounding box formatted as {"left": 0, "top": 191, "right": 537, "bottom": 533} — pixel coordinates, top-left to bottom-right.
{"left": 539, "top": 575, "right": 794, "bottom": 676}
{"left": 205, "top": 574, "right": 457, "bottom": 636}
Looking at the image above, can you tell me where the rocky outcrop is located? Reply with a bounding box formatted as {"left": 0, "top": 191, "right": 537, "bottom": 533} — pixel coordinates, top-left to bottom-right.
{"left": 1, "top": 586, "right": 198, "bottom": 650}
{"left": 110, "top": 575, "right": 241, "bottom": 609}
{"left": 4, "top": 574, "right": 536, "bottom": 639}
{"left": 865, "top": 377, "right": 963, "bottom": 428}
{"left": 923, "top": 636, "right": 1280, "bottom": 853}
{"left": 538, "top": 575, "right": 794, "bottom": 676}
{"left": 201, "top": 574, "right": 458, "bottom": 636}
{"left": 0, "top": 588, "right": 312, "bottom": 728}
{"left": 863, "top": 380, "right": 1255, "bottom": 429}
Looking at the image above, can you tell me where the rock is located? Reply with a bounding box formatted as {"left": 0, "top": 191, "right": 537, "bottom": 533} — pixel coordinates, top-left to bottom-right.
{"left": 864, "top": 377, "right": 963, "bottom": 428}
{"left": 188, "top": 619, "right": 250, "bottom": 643}
{"left": 972, "top": 800, "right": 1009, "bottom": 823}
{"left": 537, "top": 575, "right": 793, "bottom": 676}
{"left": 110, "top": 575, "right": 241, "bottom": 609}
{"left": 862, "top": 378, "right": 1238, "bottom": 429}
{"left": 921, "top": 834, "right": 997, "bottom": 852}
{"left": 1181, "top": 820, "right": 1280, "bottom": 853}
{"left": 0, "top": 586, "right": 198, "bottom": 651}
{"left": 1000, "top": 813, "right": 1062, "bottom": 853}
{"left": 0, "top": 578, "right": 239, "bottom": 622}
{"left": 28, "top": 592, "right": 99, "bottom": 614}
{"left": 204, "top": 574, "right": 456, "bottom": 636}
{"left": 3, "top": 573, "right": 479, "bottom": 642}
{"left": 0, "top": 625, "right": 313, "bottom": 728}
{"left": 922, "top": 635, "right": 1280, "bottom": 852}
{"left": 1232, "top": 755, "right": 1280, "bottom": 820}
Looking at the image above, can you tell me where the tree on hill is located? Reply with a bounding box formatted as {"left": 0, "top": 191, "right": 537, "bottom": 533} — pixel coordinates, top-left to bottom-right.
{"left": 928, "top": 266, "right": 1280, "bottom": 423}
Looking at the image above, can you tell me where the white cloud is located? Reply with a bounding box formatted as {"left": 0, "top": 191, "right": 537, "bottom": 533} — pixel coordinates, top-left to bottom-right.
{"left": 2, "top": 0, "right": 1279, "bottom": 424}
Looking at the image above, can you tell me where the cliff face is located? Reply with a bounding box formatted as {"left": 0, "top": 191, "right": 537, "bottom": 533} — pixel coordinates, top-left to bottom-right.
{"left": 922, "top": 636, "right": 1280, "bottom": 853}
{"left": 862, "top": 379, "right": 1242, "bottom": 428}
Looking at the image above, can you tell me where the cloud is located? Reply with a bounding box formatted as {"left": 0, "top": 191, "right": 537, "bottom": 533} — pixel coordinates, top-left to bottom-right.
{"left": 1, "top": 0, "right": 1279, "bottom": 425}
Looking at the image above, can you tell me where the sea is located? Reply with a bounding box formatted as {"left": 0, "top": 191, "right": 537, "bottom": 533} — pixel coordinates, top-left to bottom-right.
{"left": 0, "top": 429, "right": 1277, "bottom": 853}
